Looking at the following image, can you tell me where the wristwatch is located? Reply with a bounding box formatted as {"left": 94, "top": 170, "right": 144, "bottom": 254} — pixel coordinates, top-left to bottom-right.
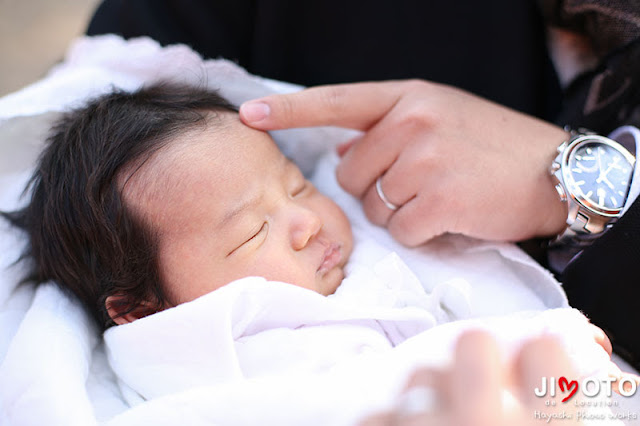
{"left": 550, "top": 128, "right": 636, "bottom": 246}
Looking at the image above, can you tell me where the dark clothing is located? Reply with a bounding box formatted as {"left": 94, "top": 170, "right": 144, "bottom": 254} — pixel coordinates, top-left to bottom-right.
{"left": 87, "top": 0, "right": 640, "bottom": 369}
{"left": 87, "top": 0, "right": 562, "bottom": 120}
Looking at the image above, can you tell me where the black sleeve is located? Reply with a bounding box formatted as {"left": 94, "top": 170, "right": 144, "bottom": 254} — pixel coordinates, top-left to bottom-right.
{"left": 86, "top": 0, "right": 559, "bottom": 116}
{"left": 87, "top": 0, "right": 255, "bottom": 66}
{"left": 560, "top": 38, "right": 640, "bottom": 367}
{"left": 562, "top": 197, "right": 640, "bottom": 370}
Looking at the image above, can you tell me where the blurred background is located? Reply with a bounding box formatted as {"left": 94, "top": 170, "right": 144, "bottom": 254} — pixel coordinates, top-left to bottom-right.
{"left": 0, "top": 0, "right": 100, "bottom": 96}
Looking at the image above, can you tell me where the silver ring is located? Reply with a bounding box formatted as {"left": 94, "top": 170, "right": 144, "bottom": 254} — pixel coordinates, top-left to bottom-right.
{"left": 375, "top": 176, "right": 399, "bottom": 211}
{"left": 395, "top": 386, "right": 438, "bottom": 417}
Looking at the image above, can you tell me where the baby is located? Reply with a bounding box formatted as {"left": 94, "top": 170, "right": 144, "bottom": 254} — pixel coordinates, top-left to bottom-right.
{"left": 3, "top": 83, "right": 353, "bottom": 329}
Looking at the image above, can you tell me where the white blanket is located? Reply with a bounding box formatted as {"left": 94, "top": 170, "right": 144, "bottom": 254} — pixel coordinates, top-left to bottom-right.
{"left": 105, "top": 288, "right": 611, "bottom": 425}
{"left": 0, "top": 35, "right": 633, "bottom": 425}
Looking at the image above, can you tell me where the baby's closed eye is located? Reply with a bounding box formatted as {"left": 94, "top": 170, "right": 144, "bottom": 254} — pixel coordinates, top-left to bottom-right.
{"left": 228, "top": 222, "right": 268, "bottom": 256}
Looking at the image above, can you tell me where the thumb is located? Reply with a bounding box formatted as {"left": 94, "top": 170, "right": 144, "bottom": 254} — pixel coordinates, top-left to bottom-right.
{"left": 239, "top": 81, "right": 410, "bottom": 131}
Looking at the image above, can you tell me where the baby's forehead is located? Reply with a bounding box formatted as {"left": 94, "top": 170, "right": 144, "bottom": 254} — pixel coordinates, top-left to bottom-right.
{"left": 121, "top": 117, "right": 288, "bottom": 215}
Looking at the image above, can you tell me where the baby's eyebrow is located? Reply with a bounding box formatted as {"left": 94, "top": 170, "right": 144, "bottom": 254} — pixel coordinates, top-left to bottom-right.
{"left": 220, "top": 154, "right": 289, "bottom": 228}
{"left": 219, "top": 192, "right": 263, "bottom": 228}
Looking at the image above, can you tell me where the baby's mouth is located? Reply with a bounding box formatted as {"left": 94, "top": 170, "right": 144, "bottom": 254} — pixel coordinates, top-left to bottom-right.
{"left": 317, "top": 242, "right": 343, "bottom": 274}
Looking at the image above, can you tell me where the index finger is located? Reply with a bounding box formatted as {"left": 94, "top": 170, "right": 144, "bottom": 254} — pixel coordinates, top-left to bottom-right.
{"left": 239, "top": 81, "right": 411, "bottom": 131}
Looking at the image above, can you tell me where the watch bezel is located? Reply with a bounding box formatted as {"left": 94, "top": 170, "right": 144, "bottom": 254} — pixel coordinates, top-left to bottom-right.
{"left": 560, "top": 134, "right": 636, "bottom": 217}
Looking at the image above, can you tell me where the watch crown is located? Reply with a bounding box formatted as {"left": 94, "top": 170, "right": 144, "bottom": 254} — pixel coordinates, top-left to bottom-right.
{"left": 554, "top": 183, "right": 567, "bottom": 202}
{"left": 549, "top": 162, "right": 561, "bottom": 174}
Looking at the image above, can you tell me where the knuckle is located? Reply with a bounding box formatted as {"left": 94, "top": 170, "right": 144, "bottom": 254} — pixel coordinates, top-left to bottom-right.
{"left": 395, "top": 102, "right": 436, "bottom": 132}
{"left": 403, "top": 79, "right": 429, "bottom": 92}
{"left": 321, "top": 86, "right": 349, "bottom": 121}
{"left": 277, "top": 95, "right": 296, "bottom": 123}
{"left": 399, "top": 143, "right": 440, "bottom": 175}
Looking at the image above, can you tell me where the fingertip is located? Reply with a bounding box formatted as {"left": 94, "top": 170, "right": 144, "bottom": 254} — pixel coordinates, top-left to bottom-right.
{"left": 239, "top": 101, "right": 271, "bottom": 125}
{"left": 516, "top": 335, "right": 567, "bottom": 372}
{"left": 387, "top": 218, "right": 425, "bottom": 248}
{"left": 515, "top": 335, "right": 574, "bottom": 404}
{"left": 335, "top": 156, "right": 365, "bottom": 197}
{"left": 590, "top": 324, "right": 612, "bottom": 356}
{"left": 387, "top": 200, "right": 440, "bottom": 248}
{"left": 454, "top": 330, "right": 501, "bottom": 369}
{"left": 336, "top": 137, "right": 359, "bottom": 157}
{"left": 456, "top": 330, "right": 496, "bottom": 349}
{"left": 453, "top": 330, "right": 502, "bottom": 385}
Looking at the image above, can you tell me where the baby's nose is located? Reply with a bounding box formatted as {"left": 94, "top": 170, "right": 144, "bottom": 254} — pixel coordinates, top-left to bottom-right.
{"left": 290, "top": 207, "right": 322, "bottom": 250}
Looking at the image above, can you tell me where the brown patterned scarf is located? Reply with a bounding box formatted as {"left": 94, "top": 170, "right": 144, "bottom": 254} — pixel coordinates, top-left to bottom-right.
{"left": 540, "top": 0, "right": 640, "bottom": 132}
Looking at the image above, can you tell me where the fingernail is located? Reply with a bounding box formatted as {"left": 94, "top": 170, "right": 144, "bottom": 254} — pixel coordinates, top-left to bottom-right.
{"left": 241, "top": 102, "right": 270, "bottom": 122}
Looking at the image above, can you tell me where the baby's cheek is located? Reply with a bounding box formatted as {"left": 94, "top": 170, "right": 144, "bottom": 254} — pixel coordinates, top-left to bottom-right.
{"left": 332, "top": 204, "right": 353, "bottom": 244}
{"left": 322, "top": 197, "right": 349, "bottom": 227}
{"left": 244, "top": 253, "right": 298, "bottom": 283}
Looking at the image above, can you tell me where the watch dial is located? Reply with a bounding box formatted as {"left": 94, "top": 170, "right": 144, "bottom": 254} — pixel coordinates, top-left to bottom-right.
{"left": 567, "top": 141, "right": 634, "bottom": 211}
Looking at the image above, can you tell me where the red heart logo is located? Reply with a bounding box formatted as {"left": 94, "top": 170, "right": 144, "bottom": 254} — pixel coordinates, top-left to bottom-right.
{"left": 558, "top": 376, "right": 578, "bottom": 402}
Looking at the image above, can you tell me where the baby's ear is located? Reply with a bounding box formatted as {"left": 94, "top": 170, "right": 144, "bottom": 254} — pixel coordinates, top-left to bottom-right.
{"left": 105, "top": 295, "right": 160, "bottom": 325}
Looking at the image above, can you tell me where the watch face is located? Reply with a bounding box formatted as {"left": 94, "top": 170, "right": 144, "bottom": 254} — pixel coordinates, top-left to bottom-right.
{"left": 564, "top": 137, "right": 635, "bottom": 214}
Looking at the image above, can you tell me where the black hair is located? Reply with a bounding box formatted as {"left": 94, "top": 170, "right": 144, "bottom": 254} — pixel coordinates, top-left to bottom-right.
{"left": 1, "top": 83, "right": 237, "bottom": 330}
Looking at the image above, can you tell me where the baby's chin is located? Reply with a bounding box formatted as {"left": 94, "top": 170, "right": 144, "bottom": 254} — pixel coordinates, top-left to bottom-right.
{"left": 318, "top": 266, "right": 346, "bottom": 296}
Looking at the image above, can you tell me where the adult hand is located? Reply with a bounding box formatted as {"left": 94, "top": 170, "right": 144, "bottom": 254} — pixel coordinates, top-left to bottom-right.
{"left": 240, "top": 81, "right": 569, "bottom": 246}
{"left": 358, "top": 331, "right": 582, "bottom": 426}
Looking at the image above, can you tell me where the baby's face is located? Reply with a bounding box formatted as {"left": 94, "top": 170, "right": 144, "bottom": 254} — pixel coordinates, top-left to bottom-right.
{"left": 129, "top": 115, "right": 353, "bottom": 306}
